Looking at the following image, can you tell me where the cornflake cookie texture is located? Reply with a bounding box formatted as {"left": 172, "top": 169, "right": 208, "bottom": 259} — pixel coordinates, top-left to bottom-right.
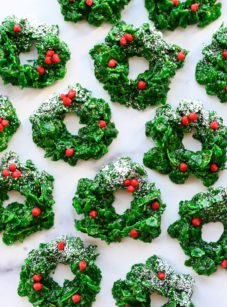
{"left": 196, "top": 24, "right": 227, "bottom": 103}
{"left": 168, "top": 187, "right": 227, "bottom": 276}
{"left": 90, "top": 22, "right": 188, "bottom": 110}
{"left": 112, "top": 255, "right": 195, "bottom": 306}
{"left": 0, "top": 151, "right": 54, "bottom": 245}
{"left": 145, "top": 0, "right": 222, "bottom": 31}
{"left": 0, "top": 95, "right": 20, "bottom": 152}
{"left": 30, "top": 83, "right": 118, "bottom": 166}
{"left": 57, "top": 0, "right": 131, "bottom": 27}
{"left": 143, "top": 100, "right": 227, "bottom": 186}
{"left": 0, "top": 16, "right": 70, "bottom": 88}
{"left": 18, "top": 236, "right": 102, "bottom": 306}
{"left": 73, "top": 157, "right": 166, "bottom": 244}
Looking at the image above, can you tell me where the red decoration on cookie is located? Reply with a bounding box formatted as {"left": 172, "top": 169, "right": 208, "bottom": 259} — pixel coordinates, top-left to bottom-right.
{"left": 210, "top": 121, "right": 219, "bottom": 130}
{"left": 72, "top": 294, "right": 81, "bottom": 303}
{"left": 172, "top": 0, "right": 179, "bottom": 6}
{"left": 108, "top": 59, "right": 117, "bottom": 68}
{"left": 46, "top": 50, "right": 55, "bottom": 57}
{"left": 210, "top": 163, "right": 218, "bottom": 172}
{"left": 157, "top": 272, "right": 165, "bottom": 280}
{"left": 79, "top": 260, "right": 87, "bottom": 271}
{"left": 52, "top": 54, "right": 60, "bottom": 63}
{"left": 127, "top": 185, "right": 135, "bottom": 193}
{"left": 33, "top": 274, "right": 42, "bottom": 282}
{"left": 181, "top": 116, "right": 189, "bottom": 126}
{"left": 130, "top": 179, "right": 139, "bottom": 187}
{"left": 12, "top": 170, "right": 22, "bottom": 179}
{"left": 89, "top": 210, "right": 98, "bottom": 218}
{"left": 13, "top": 24, "right": 22, "bottom": 33}
{"left": 222, "top": 50, "right": 227, "bottom": 59}
{"left": 2, "top": 169, "right": 10, "bottom": 177}
{"left": 32, "top": 207, "right": 41, "bottom": 217}
{"left": 129, "top": 229, "right": 139, "bottom": 238}
{"left": 220, "top": 260, "right": 227, "bottom": 268}
{"left": 151, "top": 201, "right": 160, "bottom": 211}
{"left": 124, "top": 33, "right": 133, "bottom": 42}
{"left": 177, "top": 51, "right": 186, "bottom": 61}
{"left": 137, "top": 81, "right": 147, "bottom": 90}
{"left": 188, "top": 113, "right": 198, "bottom": 121}
{"left": 99, "top": 120, "right": 107, "bottom": 128}
{"left": 179, "top": 163, "right": 188, "bottom": 172}
{"left": 57, "top": 241, "right": 65, "bottom": 250}
{"left": 9, "top": 163, "right": 17, "bottom": 172}
{"left": 33, "top": 283, "right": 42, "bottom": 291}
{"left": 191, "top": 3, "right": 200, "bottom": 11}
{"left": 191, "top": 217, "right": 202, "bottom": 227}
{"left": 68, "top": 89, "right": 76, "bottom": 99}
{"left": 37, "top": 66, "right": 45, "bottom": 75}
{"left": 2, "top": 119, "right": 9, "bottom": 127}
{"left": 120, "top": 36, "right": 127, "bottom": 46}
{"left": 45, "top": 57, "right": 52, "bottom": 65}
{"left": 124, "top": 179, "right": 131, "bottom": 186}
{"left": 65, "top": 148, "right": 74, "bottom": 157}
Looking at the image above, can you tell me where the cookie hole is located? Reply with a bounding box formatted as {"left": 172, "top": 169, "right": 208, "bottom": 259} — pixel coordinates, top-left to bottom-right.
{"left": 63, "top": 113, "right": 85, "bottom": 135}
{"left": 19, "top": 44, "right": 38, "bottom": 65}
{"left": 150, "top": 292, "right": 169, "bottom": 306}
{"left": 128, "top": 56, "right": 149, "bottom": 80}
{"left": 112, "top": 190, "right": 133, "bottom": 215}
{"left": 182, "top": 130, "right": 202, "bottom": 152}
{"left": 202, "top": 222, "right": 224, "bottom": 243}
{"left": 51, "top": 264, "right": 75, "bottom": 287}
{"left": 3, "top": 191, "right": 26, "bottom": 208}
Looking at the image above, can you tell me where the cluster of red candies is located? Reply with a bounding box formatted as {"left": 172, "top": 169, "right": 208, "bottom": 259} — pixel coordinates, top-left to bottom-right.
{"left": 0, "top": 118, "right": 9, "bottom": 132}
{"left": 123, "top": 178, "right": 139, "bottom": 193}
{"left": 37, "top": 49, "right": 61, "bottom": 76}
{"left": 2, "top": 163, "right": 21, "bottom": 179}
{"left": 171, "top": 0, "right": 200, "bottom": 12}
{"left": 60, "top": 88, "right": 76, "bottom": 107}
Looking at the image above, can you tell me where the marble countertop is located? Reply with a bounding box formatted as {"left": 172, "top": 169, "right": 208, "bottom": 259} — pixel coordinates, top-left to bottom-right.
{"left": 0, "top": 0, "right": 226, "bottom": 306}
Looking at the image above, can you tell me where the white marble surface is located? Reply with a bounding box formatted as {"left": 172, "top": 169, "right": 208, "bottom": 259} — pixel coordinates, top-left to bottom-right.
{"left": 0, "top": 0, "right": 226, "bottom": 306}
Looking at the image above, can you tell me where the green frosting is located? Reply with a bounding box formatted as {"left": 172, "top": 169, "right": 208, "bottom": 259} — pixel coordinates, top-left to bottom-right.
{"left": 90, "top": 22, "right": 187, "bottom": 110}
{"left": 168, "top": 187, "right": 227, "bottom": 276}
{"left": 145, "top": 0, "right": 222, "bottom": 31}
{"left": 30, "top": 83, "right": 118, "bottom": 166}
{"left": 0, "top": 16, "right": 70, "bottom": 88}
{"left": 73, "top": 157, "right": 165, "bottom": 244}
{"left": 196, "top": 24, "right": 227, "bottom": 103}
{"left": 112, "top": 255, "right": 195, "bottom": 307}
{"left": 0, "top": 152, "right": 54, "bottom": 245}
{"left": 143, "top": 100, "right": 227, "bottom": 186}
{"left": 57, "top": 0, "right": 130, "bottom": 26}
{"left": 18, "top": 236, "right": 102, "bottom": 306}
{"left": 0, "top": 95, "right": 20, "bottom": 152}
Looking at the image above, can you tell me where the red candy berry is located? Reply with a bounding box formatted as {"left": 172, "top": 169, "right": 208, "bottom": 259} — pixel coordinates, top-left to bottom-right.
{"left": 32, "top": 207, "right": 41, "bottom": 217}
{"left": 124, "top": 179, "right": 131, "bottom": 186}
{"left": 137, "top": 81, "right": 147, "bottom": 90}
{"left": 210, "top": 121, "right": 219, "bottom": 130}
{"left": 129, "top": 229, "right": 139, "bottom": 238}
{"left": 33, "top": 274, "right": 42, "bottom": 282}
{"left": 191, "top": 217, "right": 202, "bottom": 227}
{"left": 2, "top": 169, "right": 10, "bottom": 177}
{"left": 72, "top": 294, "right": 81, "bottom": 303}
{"left": 191, "top": 3, "right": 200, "bottom": 11}
{"left": 57, "top": 241, "right": 65, "bottom": 250}
{"left": 52, "top": 53, "right": 60, "bottom": 63}
{"left": 131, "top": 179, "right": 139, "bottom": 187}
{"left": 89, "top": 210, "right": 98, "bottom": 218}
{"left": 179, "top": 163, "right": 188, "bottom": 172}
{"left": 63, "top": 97, "right": 72, "bottom": 107}
{"left": 46, "top": 50, "right": 55, "bottom": 57}
{"left": 45, "top": 56, "right": 52, "bottom": 65}
{"left": 157, "top": 272, "right": 166, "bottom": 280}
{"left": 127, "top": 185, "right": 135, "bottom": 193}
{"left": 2, "top": 119, "right": 9, "bottom": 127}
{"left": 120, "top": 36, "right": 127, "bottom": 46}
{"left": 99, "top": 120, "right": 107, "bottom": 128}
{"left": 220, "top": 260, "right": 227, "bottom": 268}
{"left": 188, "top": 113, "right": 198, "bottom": 122}
{"left": 37, "top": 66, "right": 45, "bottom": 75}
{"left": 65, "top": 148, "right": 74, "bottom": 157}
{"left": 9, "top": 163, "right": 17, "bottom": 172}
{"left": 0, "top": 124, "right": 3, "bottom": 132}
{"left": 12, "top": 170, "right": 22, "bottom": 179}
{"left": 79, "top": 260, "right": 87, "bottom": 271}
{"left": 151, "top": 201, "right": 160, "bottom": 211}
{"left": 33, "top": 283, "right": 42, "bottom": 291}
{"left": 124, "top": 33, "right": 133, "bottom": 42}
{"left": 222, "top": 50, "right": 227, "bottom": 58}
{"left": 181, "top": 116, "right": 189, "bottom": 126}
{"left": 108, "top": 59, "right": 117, "bottom": 68}
{"left": 13, "top": 24, "right": 22, "bottom": 33}
{"left": 177, "top": 51, "right": 186, "bottom": 61}
{"left": 172, "top": 0, "right": 179, "bottom": 5}
{"left": 68, "top": 89, "right": 76, "bottom": 99}
{"left": 210, "top": 163, "right": 218, "bottom": 173}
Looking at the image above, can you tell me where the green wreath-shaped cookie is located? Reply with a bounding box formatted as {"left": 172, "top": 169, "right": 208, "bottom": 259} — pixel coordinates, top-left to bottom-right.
{"left": 0, "top": 95, "right": 20, "bottom": 152}
{"left": 145, "top": 0, "right": 222, "bottom": 31}
{"left": 112, "top": 255, "right": 195, "bottom": 306}
{"left": 30, "top": 83, "right": 118, "bottom": 166}
{"left": 0, "top": 16, "right": 70, "bottom": 88}
{"left": 73, "top": 157, "right": 165, "bottom": 244}
{"left": 18, "top": 236, "right": 102, "bottom": 306}
{"left": 143, "top": 100, "right": 227, "bottom": 187}
{"left": 168, "top": 187, "right": 227, "bottom": 275}
{"left": 90, "top": 22, "right": 187, "bottom": 110}
{"left": 196, "top": 24, "right": 227, "bottom": 103}
{"left": 0, "top": 151, "right": 54, "bottom": 245}
{"left": 57, "top": 0, "right": 130, "bottom": 27}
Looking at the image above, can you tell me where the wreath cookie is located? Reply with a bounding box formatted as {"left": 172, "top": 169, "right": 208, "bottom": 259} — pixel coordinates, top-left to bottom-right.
{"left": 0, "top": 16, "right": 70, "bottom": 88}
{"left": 112, "top": 255, "right": 195, "bottom": 306}
{"left": 143, "top": 100, "right": 227, "bottom": 187}
{"left": 0, "top": 95, "right": 20, "bottom": 152}
{"left": 18, "top": 236, "right": 102, "bottom": 306}
{"left": 57, "top": 0, "right": 130, "bottom": 27}
{"left": 90, "top": 22, "right": 187, "bottom": 110}
{"left": 145, "top": 0, "right": 222, "bottom": 31}
{"left": 196, "top": 24, "right": 227, "bottom": 103}
{"left": 0, "top": 151, "right": 54, "bottom": 245}
{"left": 73, "top": 157, "right": 165, "bottom": 243}
{"left": 30, "top": 83, "right": 118, "bottom": 166}
{"left": 168, "top": 187, "right": 227, "bottom": 275}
